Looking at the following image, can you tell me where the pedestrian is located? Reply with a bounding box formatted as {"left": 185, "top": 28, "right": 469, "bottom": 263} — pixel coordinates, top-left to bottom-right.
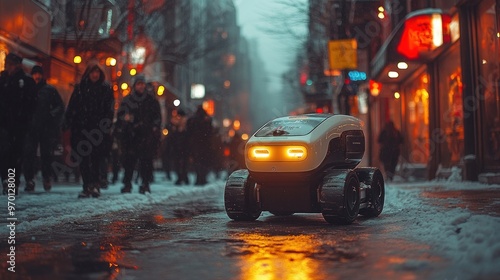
{"left": 209, "top": 127, "right": 225, "bottom": 179}
{"left": 0, "top": 53, "right": 37, "bottom": 195}
{"left": 23, "top": 65, "right": 65, "bottom": 192}
{"left": 61, "top": 129, "right": 81, "bottom": 183}
{"left": 114, "top": 75, "right": 161, "bottom": 194}
{"left": 62, "top": 62, "right": 114, "bottom": 198}
{"left": 228, "top": 132, "right": 246, "bottom": 173}
{"left": 161, "top": 122, "right": 174, "bottom": 181}
{"left": 187, "top": 106, "right": 213, "bottom": 185}
{"left": 109, "top": 134, "right": 122, "bottom": 184}
{"left": 170, "top": 110, "right": 190, "bottom": 185}
{"left": 378, "top": 120, "right": 404, "bottom": 181}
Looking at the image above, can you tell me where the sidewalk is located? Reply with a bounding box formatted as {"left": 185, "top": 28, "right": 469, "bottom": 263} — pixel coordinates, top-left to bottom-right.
{"left": 422, "top": 187, "right": 500, "bottom": 217}
{"left": 0, "top": 172, "right": 226, "bottom": 234}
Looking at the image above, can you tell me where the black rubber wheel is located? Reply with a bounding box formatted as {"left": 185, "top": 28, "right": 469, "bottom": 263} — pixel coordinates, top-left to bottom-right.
{"left": 224, "top": 169, "right": 262, "bottom": 221}
{"left": 320, "top": 169, "right": 360, "bottom": 225}
{"left": 355, "top": 168, "right": 385, "bottom": 217}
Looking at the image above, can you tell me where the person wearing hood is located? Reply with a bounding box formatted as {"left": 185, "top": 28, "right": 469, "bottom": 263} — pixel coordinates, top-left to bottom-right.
{"left": 63, "top": 63, "right": 114, "bottom": 198}
{"left": 23, "top": 65, "right": 65, "bottom": 192}
{"left": 114, "top": 75, "right": 161, "bottom": 194}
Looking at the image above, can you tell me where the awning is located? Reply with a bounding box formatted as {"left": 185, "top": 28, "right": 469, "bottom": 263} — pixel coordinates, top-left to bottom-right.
{"left": 370, "top": 9, "right": 452, "bottom": 83}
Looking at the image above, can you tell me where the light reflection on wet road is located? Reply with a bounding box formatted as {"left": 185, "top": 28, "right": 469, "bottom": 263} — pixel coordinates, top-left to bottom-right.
{"left": 1, "top": 195, "right": 445, "bottom": 280}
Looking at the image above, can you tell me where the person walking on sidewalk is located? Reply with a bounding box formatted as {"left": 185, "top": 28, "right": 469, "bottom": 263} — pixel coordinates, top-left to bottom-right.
{"left": 378, "top": 120, "right": 404, "bottom": 181}
{"left": 114, "top": 75, "right": 161, "bottom": 194}
{"left": 187, "top": 106, "right": 213, "bottom": 185}
{"left": 63, "top": 63, "right": 114, "bottom": 198}
{"left": 170, "top": 110, "right": 190, "bottom": 185}
{"left": 0, "top": 53, "right": 37, "bottom": 195}
{"left": 23, "top": 65, "right": 64, "bottom": 192}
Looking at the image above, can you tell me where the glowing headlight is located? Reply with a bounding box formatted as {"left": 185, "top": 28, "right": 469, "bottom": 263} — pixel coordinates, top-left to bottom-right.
{"left": 248, "top": 145, "right": 307, "bottom": 161}
{"left": 252, "top": 148, "right": 270, "bottom": 159}
{"left": 286, "top": 146, "right": 307, "bottom": 159}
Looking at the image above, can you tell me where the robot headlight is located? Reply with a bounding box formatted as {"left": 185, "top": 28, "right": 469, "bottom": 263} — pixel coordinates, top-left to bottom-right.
{"left": 248, "top": 145, "right": 307, "bottom": 161}
{"left": 252, "top": 147, "right": 270, "bottom": 159}
{"left": 286, "top": 146, "right": 307, "bottom": 159}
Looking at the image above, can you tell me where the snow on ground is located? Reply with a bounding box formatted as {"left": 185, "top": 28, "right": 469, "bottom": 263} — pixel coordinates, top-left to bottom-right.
{"left": 2, "top": 172, "right": 500, "bottom": 277}
{"left": 380, "top": 179, "right": 500, "bottom": 278}
{"left": 0, "top": 172, "right": 225, "bottom": 234}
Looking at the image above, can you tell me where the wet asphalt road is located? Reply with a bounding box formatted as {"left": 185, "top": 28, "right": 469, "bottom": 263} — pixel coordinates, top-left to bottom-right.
{"left": 2, "top": 182, "right": 500, "bottom": 280}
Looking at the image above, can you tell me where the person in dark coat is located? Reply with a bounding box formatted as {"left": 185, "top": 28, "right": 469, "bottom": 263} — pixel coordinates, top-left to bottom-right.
{"left": 0, "top": 53, "right": 37, "bottom": 195}
{"left": 114, "top": 75, "right": 161, "bottom": 194}
{"left": 63, "top": 63, "right": 114, "bottom": 198}
{"left": 378, "top": 120, "right": 404, "bottom": 181}
{"left": 170, "top": 110, "right": 190, "bottom": 185}
{"left": 161, "top": 122, "right": 173, "bottom": 181}
{"left": 187, "top": 105, "right": 213, "bottom": 185}
{"left": 23, "top": 65, "right": 65, "bottom": 192}
{"left": 228, "top": 132, "right": 246, "bottom": 173}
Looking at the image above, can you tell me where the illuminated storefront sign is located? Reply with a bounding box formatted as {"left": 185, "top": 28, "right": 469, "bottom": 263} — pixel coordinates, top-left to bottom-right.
{"left": 397, "top": 13, "right": 451, "bottom": 60}
{"left": 348, "top": 70, "right": 367, "bottom": 81}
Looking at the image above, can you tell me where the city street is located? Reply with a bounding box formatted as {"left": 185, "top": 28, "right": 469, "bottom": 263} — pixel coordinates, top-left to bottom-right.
{"left": 1, "top": 173, "right": 500, "bottom": 279}
{"left": 1, "top": 1, "right": 500, "bottom": 279}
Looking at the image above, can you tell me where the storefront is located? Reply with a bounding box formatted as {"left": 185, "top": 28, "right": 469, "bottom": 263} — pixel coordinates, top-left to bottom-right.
{"left": 458, "top": 0, "right": 500, "bottom": 179}
{"left": 369, "top": 9, "right": 460, "bottom": 180}
{"left": 371, "top": 0, "right": 500, "bottom": 180}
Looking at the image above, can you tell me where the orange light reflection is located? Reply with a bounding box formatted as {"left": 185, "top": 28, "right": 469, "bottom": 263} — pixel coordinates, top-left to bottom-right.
{"left": 234, "top": 233, "right": 330, "bottom": 280}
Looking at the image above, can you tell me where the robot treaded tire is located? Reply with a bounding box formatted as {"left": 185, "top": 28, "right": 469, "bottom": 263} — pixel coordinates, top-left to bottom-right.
{"left": 224, "top": 169, "right": 261, "bottom": 221}
{"left": 224, "top": 114, "right": 385, "bottom": 225}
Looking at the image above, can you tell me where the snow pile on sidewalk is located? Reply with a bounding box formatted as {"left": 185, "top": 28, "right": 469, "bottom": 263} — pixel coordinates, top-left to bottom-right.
{"left": 381, "top": 180, "right": 500, "bottom": 279}
{"left": 0, "top": 174, "right": 225, "bottom": 234}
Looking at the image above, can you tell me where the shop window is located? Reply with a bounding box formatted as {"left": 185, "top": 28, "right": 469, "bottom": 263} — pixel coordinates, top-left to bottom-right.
{"left": 477, "top": 0, "right": 500, "bottom": 168}
{"left": 403, "top": 71, "right": 430, "bottom": 164}
{"left": 437, "top": 43, "right": 463, "bottom": 167}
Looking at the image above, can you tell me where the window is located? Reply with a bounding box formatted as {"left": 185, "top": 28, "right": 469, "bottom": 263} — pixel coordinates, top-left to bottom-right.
{"left": 477, "top": 0, "right": 500, "bottom": 168}
{"left": 437, "top": 43, "right": 462, "bottom": 167}
{"left": 255, "top": 115, "right": 329, "bottom": 137}
{"left": 403, "top": 71, "right": 430, "bottom": 164}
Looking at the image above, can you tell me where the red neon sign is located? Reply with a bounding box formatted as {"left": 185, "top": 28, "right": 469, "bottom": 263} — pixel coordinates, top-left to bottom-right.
{"left": 397, "top": 14, "right": 451, "bottom": 60}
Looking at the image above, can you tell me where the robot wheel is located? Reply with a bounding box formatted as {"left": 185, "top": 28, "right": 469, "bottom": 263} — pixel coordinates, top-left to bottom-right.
{"left": 355, "top": 168, "right": 385, "bottom": 217}
{"left": 224, "top": 169, "right": 262, "bottom": 221}
{"left": 319, "top": 169, "right": 360, "bottom": 224}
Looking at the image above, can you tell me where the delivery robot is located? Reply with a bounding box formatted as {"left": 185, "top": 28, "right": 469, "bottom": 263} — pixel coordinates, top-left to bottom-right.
{"left": 224, "top": 114, "right": 384, "bottom": 224}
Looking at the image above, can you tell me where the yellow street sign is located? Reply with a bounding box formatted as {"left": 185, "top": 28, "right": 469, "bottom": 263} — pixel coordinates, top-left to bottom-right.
{"left": 328, "top": 39, "right": 358, "bottom": 70}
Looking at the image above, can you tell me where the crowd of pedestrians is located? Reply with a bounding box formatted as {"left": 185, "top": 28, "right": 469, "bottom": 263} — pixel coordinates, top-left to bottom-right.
{"left": 0, "top": 52, "right": 246, "bottom": 198}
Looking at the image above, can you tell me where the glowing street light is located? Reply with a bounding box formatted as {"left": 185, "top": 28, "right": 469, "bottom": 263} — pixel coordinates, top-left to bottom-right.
{"left": 105, "top": 57, "right": 117, "bottom": 66}
{"left": 73, "top": 55, "right": 82, "bottom": 64}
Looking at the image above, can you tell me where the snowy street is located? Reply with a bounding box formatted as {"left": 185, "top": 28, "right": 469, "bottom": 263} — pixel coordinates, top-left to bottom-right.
{"left": 1, "top": 172, "right": 500, "bottom": 279}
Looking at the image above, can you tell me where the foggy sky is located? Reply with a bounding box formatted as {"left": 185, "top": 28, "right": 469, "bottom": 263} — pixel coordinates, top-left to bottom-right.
{"left": 234, "top": 0, "right": 307, "bottom": 126}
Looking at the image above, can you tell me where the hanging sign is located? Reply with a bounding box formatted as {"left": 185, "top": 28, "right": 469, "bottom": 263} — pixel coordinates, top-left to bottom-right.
{"left": 328, "top": 39, "right": 358, "bottom": 70}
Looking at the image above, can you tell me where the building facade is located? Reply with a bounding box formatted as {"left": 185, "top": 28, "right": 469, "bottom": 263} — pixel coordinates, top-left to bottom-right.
{"left": 370, "top": 0, "right": 500, "bottom": 181}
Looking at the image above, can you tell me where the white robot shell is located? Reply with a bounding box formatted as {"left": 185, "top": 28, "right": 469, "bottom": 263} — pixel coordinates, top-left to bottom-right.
{"left": 245, "top": 114, "right": 365, "bottom": 173}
